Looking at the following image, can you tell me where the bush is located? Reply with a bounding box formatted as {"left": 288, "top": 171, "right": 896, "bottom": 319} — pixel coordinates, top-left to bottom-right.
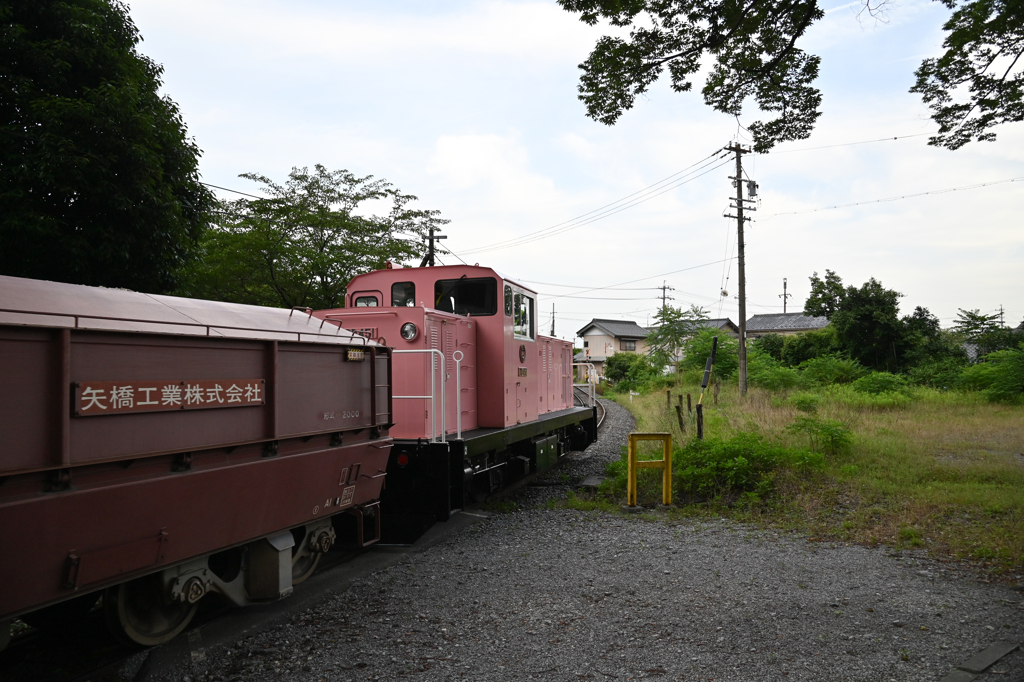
{"left": 752, "top": 333, "right": 785, "bottom": 361}
{"left": 907, "top": 356, "right": 968, "bottom": 389}
{"left": 680, "top": 328, "right": 739, "bottom": 379}
{"left": 786, "top": 416, "right": 853, "bottom": 455}
{"left": 780, "top": 326, "right": 842, "bottom": 366}
{"left": 747, "top": 348, "right": 801, "bottom": 390}
{"left": 673, "top": 433, "right": 823, "bottom": 499}
{"left": 852, "top": 371, "right": 911, "bottom": 395}
{"left": 827, "top": 385, "right": 913, "bottom": 410}
{"left": 799, "top": 355, "right": 866, "bottom": 385}
{"left": 790, "top": 392, "right": 822, "bottom": 413}
{"left": 603, "top": 353, "right": 659, "bottom": 391}
{"left": 958, "top": 344, "right": 1024, "bottom": 403}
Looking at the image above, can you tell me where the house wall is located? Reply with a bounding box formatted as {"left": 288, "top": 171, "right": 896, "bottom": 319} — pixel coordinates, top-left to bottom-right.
{"left": 581, "top": 333, "right": 649, "bottom": 356}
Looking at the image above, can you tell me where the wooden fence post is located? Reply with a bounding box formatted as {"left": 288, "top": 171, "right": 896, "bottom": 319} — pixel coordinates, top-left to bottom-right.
{"left": 675, "top": 405, "right": 686, "bottom": 433}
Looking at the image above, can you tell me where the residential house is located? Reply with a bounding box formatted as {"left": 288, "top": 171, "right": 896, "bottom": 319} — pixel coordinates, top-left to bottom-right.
{"left": 574, "top": 318, "right": 650, "bottom": 375}
{"left": 745, "top": 312, "right": 829, "bottom": 338}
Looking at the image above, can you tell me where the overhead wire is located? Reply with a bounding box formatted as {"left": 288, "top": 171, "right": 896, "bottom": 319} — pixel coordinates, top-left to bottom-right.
{"left": 768, "top": 132, "right": 933, "bottom": 154}
{"left": 759, "top": 176, "right": 1024, "bottom": 220}
{"left": 460, "top": 151, "right": 731, "bottom": 255}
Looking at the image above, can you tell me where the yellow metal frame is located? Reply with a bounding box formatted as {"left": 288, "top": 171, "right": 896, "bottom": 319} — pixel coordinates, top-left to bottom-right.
{"left": 626, "top": 432, "right": 672, "bottom": 507}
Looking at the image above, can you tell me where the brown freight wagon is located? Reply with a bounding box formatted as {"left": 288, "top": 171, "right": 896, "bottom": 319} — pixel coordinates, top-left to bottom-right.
{"left": 0, "top": 275, "right": 392, "bottom": 647}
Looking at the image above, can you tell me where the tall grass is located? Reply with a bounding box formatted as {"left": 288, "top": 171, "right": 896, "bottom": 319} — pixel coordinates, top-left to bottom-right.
{"left": 607, "top": 382, "right": 1024, "bottom": 572}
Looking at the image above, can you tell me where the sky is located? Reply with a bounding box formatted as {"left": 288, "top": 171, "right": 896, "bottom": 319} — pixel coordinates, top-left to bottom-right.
{"left": 128, "top": 0, "right": 1024, "bottom": 342}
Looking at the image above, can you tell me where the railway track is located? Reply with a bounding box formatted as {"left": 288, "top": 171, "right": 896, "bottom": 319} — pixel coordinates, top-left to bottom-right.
{"left": 574, "top": 386, "right": 606, "bottom": 428}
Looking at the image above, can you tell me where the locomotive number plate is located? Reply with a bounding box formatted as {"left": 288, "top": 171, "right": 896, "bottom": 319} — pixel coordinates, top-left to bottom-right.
{"left": 75, "top": 379, "right": 265, "bottom": 416}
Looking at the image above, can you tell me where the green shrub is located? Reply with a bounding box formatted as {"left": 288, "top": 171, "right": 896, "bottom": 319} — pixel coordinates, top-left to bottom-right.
{"left": 799, "top": 355, "right": 866, "bottom": 385}
{"left": 680, "top": 328, "right": 739, "bottom": 379}
{"left": 907, "top": 356, "right": 968, "bottom": 389}
{"left": 752, "top": 333, "right": 785, "bottom": 361}
{"left": 827, "top": 385, "right": 912, "bottom": 410}
{"left": 673, "top": 433, "right": 822, "bottom": 499}
{"left": 750, "top": 366, "right": 802, "bottom": 391}
{"left": 959, "top": 344, "right": 1024, "bottom": 403}
{"left": 790, "top": 392, "right": 822, "bottom": 413}
{"left": 786, "top": 415, "right": 853, "bottom": 455}
{"left": 747, "top": 348, "right": 801, "bottom": 390}
{"left": 852, "top": 371, "right": 911, "bottom": 395}
{"left": 780, "top": 326, "right": 842, "bottom": 366}
{"left": 603, "top": 353, "right": 660, "bottom": 391}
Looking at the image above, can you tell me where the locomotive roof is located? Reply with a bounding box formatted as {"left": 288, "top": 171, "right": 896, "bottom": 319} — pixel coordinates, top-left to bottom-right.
{"left": 349, "top": 264, "right": 538, "bottom": 296}
{"left": 0, "top": 275, "right": 376, "bottom": 345}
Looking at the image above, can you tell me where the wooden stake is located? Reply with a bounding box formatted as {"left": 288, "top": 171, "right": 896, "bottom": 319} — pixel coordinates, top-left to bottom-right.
{"left": 675, "top": 405, "right": 686, "bottom": 433}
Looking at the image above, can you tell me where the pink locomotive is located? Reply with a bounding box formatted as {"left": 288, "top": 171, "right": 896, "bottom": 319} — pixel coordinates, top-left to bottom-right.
{"left": 0, "top": 264, "right": 596, "bottom": 649}
{"left": 316, "top": 264, "right": 596, "bottom": 526}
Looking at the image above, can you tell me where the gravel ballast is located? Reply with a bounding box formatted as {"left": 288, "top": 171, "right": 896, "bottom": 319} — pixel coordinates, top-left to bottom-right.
{"left": 185, "top": 400, "right": 1024, "bottom": 682}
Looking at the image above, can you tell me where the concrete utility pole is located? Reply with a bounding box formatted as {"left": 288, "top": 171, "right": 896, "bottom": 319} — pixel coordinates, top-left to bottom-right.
{"left": 780, "top": 277, "right": 792, "bottom": 313}
{"left": 551, "top": 302, "right": 555, "bottom": 337}
{"left": 724, "top": 143, "right": 754, "bottom": 396}
{"left": 419, "top": 226, "right": 447, "bottom": 267}
{"left": 658, "top": 281, "right": 675, "bottom": 310}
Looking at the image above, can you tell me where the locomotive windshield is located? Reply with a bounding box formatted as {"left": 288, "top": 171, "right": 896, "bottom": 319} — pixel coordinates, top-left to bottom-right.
{"left": 513, "top": 291, "right": 534, "bottom": 340}
{"left": 433, "top": 277, "right": 497, "bottom": 316}
{"left": 391, "top": 282, "right": 415, "bottom": 307}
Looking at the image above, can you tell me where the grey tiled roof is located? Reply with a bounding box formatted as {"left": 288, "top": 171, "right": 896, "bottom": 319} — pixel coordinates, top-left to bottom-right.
{"left": 745, "top": 312, "right": 829, "bottom": 332}
{"left": 576, "top": 318, "right": 650, "bottom": 339}
{"left": 701, "top": 318, "right": 739, "bottom": 333}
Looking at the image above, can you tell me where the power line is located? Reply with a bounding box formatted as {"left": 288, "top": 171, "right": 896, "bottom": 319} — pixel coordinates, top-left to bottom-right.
{"left": 541, "top": 257, "right": 735, "bottom": 302}
{"left": 760, "top": 176, "right": 1024, "bottom": 220}
{"left": 768, "top": 132, "right": 934, "bottom": 154}
{"left": 200, "top": 182, "right": 266, "bottom": 199}
{"left": 461, "top": 151, "right": 731, "bottom": 255}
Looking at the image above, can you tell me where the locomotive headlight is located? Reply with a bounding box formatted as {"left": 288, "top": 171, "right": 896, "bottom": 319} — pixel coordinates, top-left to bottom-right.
{"left": 400, "top": 322, "right": 418, "bottom": 341}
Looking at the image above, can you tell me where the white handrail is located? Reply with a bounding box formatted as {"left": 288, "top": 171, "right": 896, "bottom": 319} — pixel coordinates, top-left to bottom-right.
{"left": 572, "top": 362, "right": 598, "bottom": 408}
{"left": 393, "top": 349, "right": 447, "bottom": 443}
{"left": 453, "top": 350, "right": 464, "bottom": 439}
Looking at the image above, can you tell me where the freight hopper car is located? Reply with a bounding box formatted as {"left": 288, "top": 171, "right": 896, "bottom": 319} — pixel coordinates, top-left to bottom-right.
{"left": 0, "top": 276, "right": 393, "bottom": 649}
{"left": 315, "top": 264, "right": 597, "bottom": 530}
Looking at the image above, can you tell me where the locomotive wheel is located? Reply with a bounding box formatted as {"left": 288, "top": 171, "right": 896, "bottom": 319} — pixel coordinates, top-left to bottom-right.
{"left": 19, "top": 592, "right": 100, "bottom": 630}
{"left": 104, "top": 574, "right": 197, "bottom": 647}
{"left": 290, "top": 526, "right": 321, "bottom": 585}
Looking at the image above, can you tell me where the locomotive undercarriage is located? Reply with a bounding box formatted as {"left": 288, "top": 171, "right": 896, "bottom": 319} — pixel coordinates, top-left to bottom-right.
{"left": 380, "top": 406, "right": 598, "bottom": 542}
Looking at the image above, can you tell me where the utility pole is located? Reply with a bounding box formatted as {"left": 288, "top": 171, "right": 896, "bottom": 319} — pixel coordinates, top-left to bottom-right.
{"left": 419, "top": 226, "right": 447, "bottom": 267}
{"left": 779, "top": 277, "right": 792, "bottom": 314}
{"left": 551, "top": 302, "right": 555, "bottom": 337}
{"left": 657, "top": 280, "right": 675, "bottom": 310}
{"left": 999, "top": 304, "right": 1005, "bottom": 326}
{"left": 724, "top": 143, "right": 754, "bottom": 396}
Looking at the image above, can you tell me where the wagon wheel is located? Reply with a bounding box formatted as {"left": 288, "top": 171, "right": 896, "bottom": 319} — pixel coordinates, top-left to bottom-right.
{"left": 104, "top": 574, "right": 197, "bottom": 647}
{"left": 290, "top": 526, "right": 322, "bottom": 585}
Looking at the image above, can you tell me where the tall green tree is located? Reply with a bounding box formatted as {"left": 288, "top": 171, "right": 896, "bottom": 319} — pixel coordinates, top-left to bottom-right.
{"left": 559, "top": 0, "right": 1024, "bottom": 151}
{"left": 1, "top": 0, "right": 214, "bottom": 293}
{"left": 952, "top": 308, "right": 1002, "bottom": 340}
{"left": 803, "top": 269, "right": 846, "bottom": 319}
{"left": 180, "top": 165, "right": 446, "bottom": 310}
{"left": 830, "top": 278, "right": 909, "bottom": 372}
{"left": 645, "top": 304, "right": 709, "bottom": 368}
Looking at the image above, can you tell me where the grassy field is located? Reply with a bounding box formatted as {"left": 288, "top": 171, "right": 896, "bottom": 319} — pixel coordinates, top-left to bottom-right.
{"left": 597, "top": 382, "right": 1024, "bottom": 575}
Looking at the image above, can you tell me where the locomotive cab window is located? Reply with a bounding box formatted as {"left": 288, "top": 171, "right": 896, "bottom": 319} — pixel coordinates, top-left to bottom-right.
{"left": 513, "top": 292, "right": 534, "bottom": 340}
{"left": 354, "top": 296, "right": 378, "bottom": 307}
{"left": 433, "top": 277, "right": 497, "bottom": 316}
{"left": 391, "top": 282, "right": 415, "bottom": 307}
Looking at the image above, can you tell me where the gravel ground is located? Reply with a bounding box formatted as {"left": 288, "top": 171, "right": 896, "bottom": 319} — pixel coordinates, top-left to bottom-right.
{"left": 181, "top": 400, "right": 1024, "bottom": 682}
